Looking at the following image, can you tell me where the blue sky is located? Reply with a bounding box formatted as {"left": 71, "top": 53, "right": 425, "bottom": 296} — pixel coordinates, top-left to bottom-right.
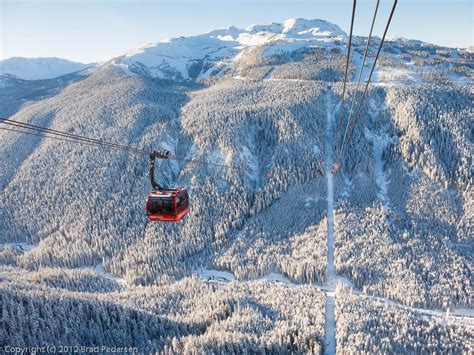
{"left": 1, "top": 0, "right": 473, "bottom": 63}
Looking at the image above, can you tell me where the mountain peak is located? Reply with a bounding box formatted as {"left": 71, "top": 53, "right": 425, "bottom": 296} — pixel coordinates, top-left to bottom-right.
{"left": 245, "top": 18, "right": 345, "bottom": 37}
{"left": 282, "top": 18, "right": 346, "bottom": 36}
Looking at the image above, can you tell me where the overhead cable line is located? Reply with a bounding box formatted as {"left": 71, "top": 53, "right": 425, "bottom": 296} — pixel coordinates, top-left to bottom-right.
{"left": 1, "top": 126, "right": 117, "bottom": 148}
{"left": 337, "top": 0, "right": 398, "bottom": 164}
{"left": 0, "top": 118, "right": 257, "bottom": 173}
{"left": 0, "top": 117, "right": 146, "bottom": 155}
{"left": 334, "top": 0, "right": 357, "bottom": 141}
{"left": 337, "top": 0, "right": 380, "bottom": 158}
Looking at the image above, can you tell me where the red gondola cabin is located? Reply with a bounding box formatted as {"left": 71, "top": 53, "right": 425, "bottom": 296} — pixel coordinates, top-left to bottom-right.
{"left": 146, "top": 188, "right": 189, "bottom": 222}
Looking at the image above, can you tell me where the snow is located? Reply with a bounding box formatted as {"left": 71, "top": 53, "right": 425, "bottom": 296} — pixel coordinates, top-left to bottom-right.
{"left": 263, "top": 38, "right": 341, "bottom": 58}
{"left": 313, "top": 144, "right": 321, "bottom": 156}
{"left": 362, "top": 293, "right": 474, "bottom": 327}
{"left": 449, "top": 72, "right": 472, "bottom": 86}
{"left": 0, "top": 57, "right": 93, "bottom": 80}
{"left": 372, "top": 66, "right": 424, "bottom": 85}
{"left": 263, "top": 66, "right": 276, "bottom": 80}
{"left": 324, "top": 89, "right": 337, "bottom": 355}
{"left": 341, "top": 176, "right": 352, "bottom": 198}
{"left": 239, "top": 145, "right": 260, "bottom": 183}
{"left": 245, "top": 22, "right": 284, "bottom": 35}
{"left": 263, "top": 77, "right": 314, "bottom": 83}
{"left": 364, "top": 127, "right": 392, "bottom": 211}
{"left": 324, "top": 294, "right": 336, "bottom": 355}
{"left": 91, "top": 264, "right": 107, "bottom": 274}
{"left": 246, "top": 18, "right": 345, "bottom": 38}
{"left": 351, "top": 47, "right": 373, "bottom": 83}
{"left": 325, "top": 90, "right": 336, "bottom": 287}
{"left": 305, "top": 196, "right": 317, "bottom": 207}
{"left": 120, "top": 32, "right": 238, "bottom": 80}
{"left": 195, "top": 268, "right": 235, "bottom": 282}
{"left": 236, "top": 32, "right": 279, "bottom": 47}
{"left": 450, "top": 48, "right": 461, "bottom": 59}
{"left": 0, "top": 242, "right": 38, "bottom": 252}
{"left": 261, "top": 272, "right": 292, "bottom": 284}
{"left": 118, "top": 18, "right": 346, "bottom": 80}
{"left": 194, "top": 267, "right": 474, "bottom": 326}
{"left": 453, "top": 309, "right": 474, "bottom": 317}
{"left": 284, "top": 18, "right": 345, "bottom": 37}
{"left": 195, "top": 269, "right": 291, "bottom": 285}
{"left": 78, "top": 264, "right": 126, "bottom": 287}
{"left": 207, "top": 149, "right": 233, "bottom": 167}
{"left": 264, "top": 41, "right": 309, "bottom": 57}
{"left": 111, "top": 60, "right": 136, "bottom": 76}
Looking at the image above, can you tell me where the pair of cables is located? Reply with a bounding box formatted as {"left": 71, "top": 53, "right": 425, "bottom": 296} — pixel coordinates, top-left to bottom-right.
{"left": 0, "top": 117, "right": 253, "bottom": 173}
{"left": 1, "top": 117, "right": 327, "bottom": 181}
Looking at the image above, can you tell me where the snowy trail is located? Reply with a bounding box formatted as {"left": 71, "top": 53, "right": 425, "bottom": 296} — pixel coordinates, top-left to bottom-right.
{"left": 365, "top": 125, "right": 391, "bottom": 210}
{"left": 262, "top": 66, "right": 276, "bottom": 80}
{"left": 232, "top": 75, "right": 315, "bottom": 83}
{"left": 195, "top": 268, "right": 474, "bottom": 327}
{"left": 324, "top": 89, "right": 337, "bottom": 354}
{"left": 325, "top": 90, "right": 336, "bottom": 288}
{"left": 86, "top": 264, "right": 126, "bottom": 286}
{"left": 0, "top": 242, "right": 38, "bottom": 252}
{"left": 324, "top": 294, "right": 336, "bottom": 354}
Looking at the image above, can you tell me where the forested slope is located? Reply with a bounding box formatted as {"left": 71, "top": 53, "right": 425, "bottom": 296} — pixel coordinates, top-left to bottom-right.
{"left": 1, "top": 269, "right": 325, "bottom": 353}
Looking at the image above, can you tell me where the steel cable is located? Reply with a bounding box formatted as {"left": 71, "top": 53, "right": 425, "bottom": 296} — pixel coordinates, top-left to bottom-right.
{"left": 1, "top": 126, "right": 122, "bottom": 149}
{"left": 0, "top": 118, "right": 146, "bottom": 155}
{"left": 334, "top": 0, "right": 357, "bottom": 142}
{"left": 337, "top": 0, "right": 380, "bottom": 159}
{"left": 0, "top": 118, "right": 258, "bottom": 173}
{"left": 337, "top": 0, "right": 398, "bottom": 164}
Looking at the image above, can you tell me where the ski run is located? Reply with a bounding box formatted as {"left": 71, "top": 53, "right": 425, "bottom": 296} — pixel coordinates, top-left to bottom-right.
{"left": 324, "top": 89, "right": 337, "bottom": 355}
{"left": 194, "top": 269, "right": 474, "bottom": 327}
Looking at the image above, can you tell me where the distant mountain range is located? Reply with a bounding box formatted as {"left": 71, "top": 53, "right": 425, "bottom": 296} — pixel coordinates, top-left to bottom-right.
{"left": 0, "top": 57, "right": 95, "bottom": 80}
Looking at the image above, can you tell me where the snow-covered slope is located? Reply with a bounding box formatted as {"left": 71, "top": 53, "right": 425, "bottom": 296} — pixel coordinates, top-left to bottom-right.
{"left": 116, "top": 18, "right": 346, "bottom": 80}
{"left": 246, "top": 18, "right": 345, "bottom": 37}
{"left": 0, "top": 57, "right": 93, "bottom": 80}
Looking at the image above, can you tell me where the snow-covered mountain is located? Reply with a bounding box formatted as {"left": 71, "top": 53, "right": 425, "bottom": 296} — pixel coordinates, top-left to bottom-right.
{"left": 1, "top": 17, "right": 473, "bottom": 353}
{"left": 115, "top": 18, "right": 346, "bottom": 80}
{"left": 0, "top": 57, "right": 93, "bottom": 80}
{"left": 112, "top": 17, "right": 471, "bottom": 88}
